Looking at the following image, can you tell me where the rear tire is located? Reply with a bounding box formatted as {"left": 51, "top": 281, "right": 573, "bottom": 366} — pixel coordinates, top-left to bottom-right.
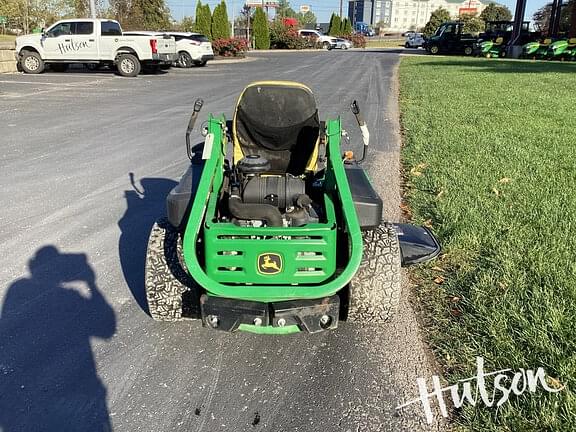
{"left": 145, "top": 218, "right": 199, "bottom": 321}
{"left": 464, "top": 46, "right": 473, "bottom": 56}
{"left": 20, "top": 51, "right": 44, "bottom": 74}
{"left": 347, "top": 224, "right": 402, "bottom": 323}
{"left": 429, "top": 44, "right": 440, "bottom": 55}
{"left": 178, "top": 51, "right": 193, "bottom": 68}
{"left": 322, "top": 41, "right": 330, "bottom": 50}
{"left": 405, "top": 42, "right": 410, "bottom": 48}
{"left": 116, "top": 53, "right": 141, "bottom": 77}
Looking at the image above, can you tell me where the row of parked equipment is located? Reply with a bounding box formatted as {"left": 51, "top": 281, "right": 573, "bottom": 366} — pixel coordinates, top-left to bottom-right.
{"left": 479, "top": 36, "right": 576, "bottom": 60}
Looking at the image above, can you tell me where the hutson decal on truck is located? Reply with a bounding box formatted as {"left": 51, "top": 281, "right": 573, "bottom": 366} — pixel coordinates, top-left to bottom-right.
{"left": 57, "top": 40, "right": 91, "bottom": 55}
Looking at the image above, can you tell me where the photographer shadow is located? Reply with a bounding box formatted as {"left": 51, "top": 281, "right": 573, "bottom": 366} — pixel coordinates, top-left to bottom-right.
{"left": 0, "top": 246, "right": 116, "bottom": 432}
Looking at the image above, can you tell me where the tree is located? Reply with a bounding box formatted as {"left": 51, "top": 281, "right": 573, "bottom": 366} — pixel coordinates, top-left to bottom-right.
{"left": 532, "top": 0, "right": 574, "bottom": 34}
{"left": 132, "top": 0, "right": 172, "bottom": 30}
{"left": 180, "top": 16, "right": 194, "bottom": 31}
{"left": 341, "top": 17, "right": 353, "bottom": 35}
{"left": 459, "top": 13, "right": 484, "bottom": 34}
{"left": 296, "top": 10, "right": 316, "bottom": 27}
{"left": 194, "top": 1, "right": 212, "bottom": 38}
{"left": 252, "top": 7, "right": 270, "bottom": 49}
{"left": 479, "top": 3, "right": 512, "bottom": 23}
{"left": 328, "top": 13, "right": 341, "bottom": 35}
{"left": 422, "top": 7, "right": 450, "bottom": 38}
{"left": 276, "top": 0, "right": 297, "bottom": 19}
{"left": 211, "top": 0, "right": 230, "bottom": 39}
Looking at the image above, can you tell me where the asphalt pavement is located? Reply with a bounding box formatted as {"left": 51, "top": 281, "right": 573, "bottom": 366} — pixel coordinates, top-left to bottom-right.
{"left": 0, "top": 51, "right": 444, "bottom": 432}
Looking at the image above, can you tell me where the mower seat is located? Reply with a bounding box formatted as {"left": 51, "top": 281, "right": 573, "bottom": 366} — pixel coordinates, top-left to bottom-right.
{"left": 232, "top": 81, "right": 320, "bottom": 176}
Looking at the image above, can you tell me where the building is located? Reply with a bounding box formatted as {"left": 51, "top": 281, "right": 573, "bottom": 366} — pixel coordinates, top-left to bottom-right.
{"left": 349, "top": 0, "right": 490, "bottom": 33}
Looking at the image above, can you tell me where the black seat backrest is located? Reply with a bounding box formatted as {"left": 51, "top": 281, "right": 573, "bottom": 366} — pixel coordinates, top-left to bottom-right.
{"left": 233, "top": 82, "right": 320, "bottom": 175}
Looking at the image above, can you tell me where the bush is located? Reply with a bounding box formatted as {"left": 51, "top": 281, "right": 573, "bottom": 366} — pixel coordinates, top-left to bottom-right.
{"left": 270, "top": 21, "right": 322, "bottom": 49}
{"left": 348, "top": 34, "right": 366, "bottom": 48}
{"left": 212, "top": 37, "right": 249, "bottom": 57}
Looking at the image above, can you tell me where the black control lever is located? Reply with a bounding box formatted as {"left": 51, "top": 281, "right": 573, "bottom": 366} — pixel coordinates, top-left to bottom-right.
{"left": 350, "top": 100, "right": 369, "bottom": 163}
{"left": 186, "top": 98, "right": 204, "bottom": 161}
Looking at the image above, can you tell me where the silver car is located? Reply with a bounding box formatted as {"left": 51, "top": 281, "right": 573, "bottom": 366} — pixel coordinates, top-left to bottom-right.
{"left": 405, "top": 33, "right": 425, "bottom": 48}
{"left": 334, "top": 38, "right": 353, "bottom": 50}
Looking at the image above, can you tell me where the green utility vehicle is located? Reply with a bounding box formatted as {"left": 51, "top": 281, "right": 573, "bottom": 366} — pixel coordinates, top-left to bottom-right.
{"left": 145, "top": 81, "right": 440, "bottom": 334}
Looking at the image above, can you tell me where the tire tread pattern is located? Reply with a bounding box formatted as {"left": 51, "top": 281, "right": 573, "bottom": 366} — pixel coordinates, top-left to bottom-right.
{"left": 348, "top": 224, "right": 402, "bottom": 323}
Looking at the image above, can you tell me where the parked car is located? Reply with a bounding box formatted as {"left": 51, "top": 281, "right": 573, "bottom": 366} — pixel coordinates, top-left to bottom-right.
{"left": 334, "top": 38, "right": 353, "bottom": 50}
{"left": 405, "top": 33, "right": 425, "bottom": 48}
{"left": 298, "top": 29, "right": 337, "bottom": 50}
{"left": 15, "top": 19, "right": 177, "bottom": 76}
{"left": 125, "top": 31, "right": 214, "bottom": 68}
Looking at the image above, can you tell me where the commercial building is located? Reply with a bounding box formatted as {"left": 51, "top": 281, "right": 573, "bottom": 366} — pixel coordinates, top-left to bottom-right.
{"left": 348, "top": 0, "right": 490, "bottom": 33}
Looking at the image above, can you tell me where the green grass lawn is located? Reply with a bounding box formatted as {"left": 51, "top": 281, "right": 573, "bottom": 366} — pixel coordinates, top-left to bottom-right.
{"left": 399, "top": 57, "right": 576, "bottom": 430}
{"left": 366, "top": 38, "right": 404, "bottom": 48}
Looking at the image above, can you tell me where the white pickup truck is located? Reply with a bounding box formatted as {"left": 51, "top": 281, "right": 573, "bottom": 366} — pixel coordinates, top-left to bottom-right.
{"left": 15, "top": 18, "right": 177, "bottom": 77}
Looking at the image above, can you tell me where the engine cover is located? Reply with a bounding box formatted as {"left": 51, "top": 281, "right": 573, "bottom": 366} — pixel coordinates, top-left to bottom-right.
{"left": 242, "top": 174, "right": 305, "bottom": 209}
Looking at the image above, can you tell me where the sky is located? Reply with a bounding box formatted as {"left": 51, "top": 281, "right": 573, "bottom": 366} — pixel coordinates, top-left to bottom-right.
{"left": 166, "top": 0, "right": 549, "bottom": 24}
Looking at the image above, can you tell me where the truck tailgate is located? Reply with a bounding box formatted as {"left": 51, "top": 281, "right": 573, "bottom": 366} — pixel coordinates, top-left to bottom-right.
{"left": 154, "top": 35, "right": 176, "bottom": 54}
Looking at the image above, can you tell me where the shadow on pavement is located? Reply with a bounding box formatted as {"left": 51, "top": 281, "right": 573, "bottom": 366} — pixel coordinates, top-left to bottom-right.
{"left": 118, "top": 173, "right": 177, "bottom": 313}
{"left": 0, "top": 246, "right": 116, "bottom": 432}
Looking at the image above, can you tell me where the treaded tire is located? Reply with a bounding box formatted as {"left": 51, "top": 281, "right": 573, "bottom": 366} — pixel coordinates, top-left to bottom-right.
{"left": 178, "top": 51, "right": 193, "bottom": 68}
{"left": 116, "top": 53, "right": 141, "bottom": 77}
{"left": 347, "top": 224, "right": 402, "bottom": 323}
{"left": 429, "top": 44, "right": 440, "bottom": 55}
{"left": 145, "top": 218, "right": 199, "bottom": 321}
{"left": 20, "top": 51, "right": 44, "bottom": 74}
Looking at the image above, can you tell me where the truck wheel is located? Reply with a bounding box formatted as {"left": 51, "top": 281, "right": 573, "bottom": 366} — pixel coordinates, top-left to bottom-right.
{"left": 322, "top": 41, "right": 330, "bottom": 50}
{"left": 464, "top": 46, "right": 473, "bottom": 56}
{"left": 178, "top": 51, "right": 193, "bottom": 68}
{"left": 20, "top": 51, "right": 44, "bottom": 74}
{"left": 347, "top": 224, "right": 402, "bottom": 323}
{"left": 429, "top": 44, "right": 440, "bottom": 55}
{"left": 116, "top": 53, "right": 141, "bottom": 77}
{"left": 145, "top": 218, "right": 199, "bottom": 321}
{"left": 50, "top": 63, "right": 69, "bottom": 72}
{"left": 405, "top": 42, "right": 410, "bottom": 48}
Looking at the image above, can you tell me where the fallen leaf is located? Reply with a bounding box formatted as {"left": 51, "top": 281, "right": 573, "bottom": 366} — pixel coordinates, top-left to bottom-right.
{"left": 498, "top": 281, "right": 508, "bottom": 290}
{"left": 492, "top": 187, "right": 500, "bottom": 197}
{"left": 436, "top": 189, "right": 445, "bottom": 198}
{"left": 498, "top": 177, "right": 512, "bottom": 184}
{"left": 431, "top": 266, "right": 445, "bottom": 272}
{"left": 410, "top": 162, "right": 428, "bottom": 177}
{"left": 450, "top": 296, "right": 461, "bottom": 304}
{"left": 450, "top": 308, "right": 462, "bottom": 317}
{"left": 546, "top": 376, "right": 564, "bottom": 390}
{"left": 434, "top": 275, "right": 445, "bottom": 284}
{"left": 423, "top": 219, "right": 433, "bottom": 228}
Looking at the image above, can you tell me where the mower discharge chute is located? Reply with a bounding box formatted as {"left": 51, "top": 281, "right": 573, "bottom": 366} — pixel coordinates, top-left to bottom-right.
{"left": 145, "top": 81, "right": 440, "bottom": 334}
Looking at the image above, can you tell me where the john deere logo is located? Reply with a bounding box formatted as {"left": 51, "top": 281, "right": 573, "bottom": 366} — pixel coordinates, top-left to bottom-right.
{"left": 257, "top": 253, "right": 283, "bottom": 275}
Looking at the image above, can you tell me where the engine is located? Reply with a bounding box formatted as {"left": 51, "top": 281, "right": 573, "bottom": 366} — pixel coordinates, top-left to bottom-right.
{"left": 225, "top": 155, "right": 319, "bottom": 227}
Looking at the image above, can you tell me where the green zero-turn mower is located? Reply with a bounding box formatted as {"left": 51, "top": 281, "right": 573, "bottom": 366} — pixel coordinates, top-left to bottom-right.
{"left": 546, "top": 38, "right": 576, "bottom": 61}
{"left": 145, "top": 81, "right": 440, "bottom": 334}
{"left": 479, "top": 37, "right": 506, "bottom": 58}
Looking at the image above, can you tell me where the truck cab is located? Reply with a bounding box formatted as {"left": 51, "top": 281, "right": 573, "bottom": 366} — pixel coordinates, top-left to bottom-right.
{"left": 425, "top": 21, "right": 477, "bottom": 55}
